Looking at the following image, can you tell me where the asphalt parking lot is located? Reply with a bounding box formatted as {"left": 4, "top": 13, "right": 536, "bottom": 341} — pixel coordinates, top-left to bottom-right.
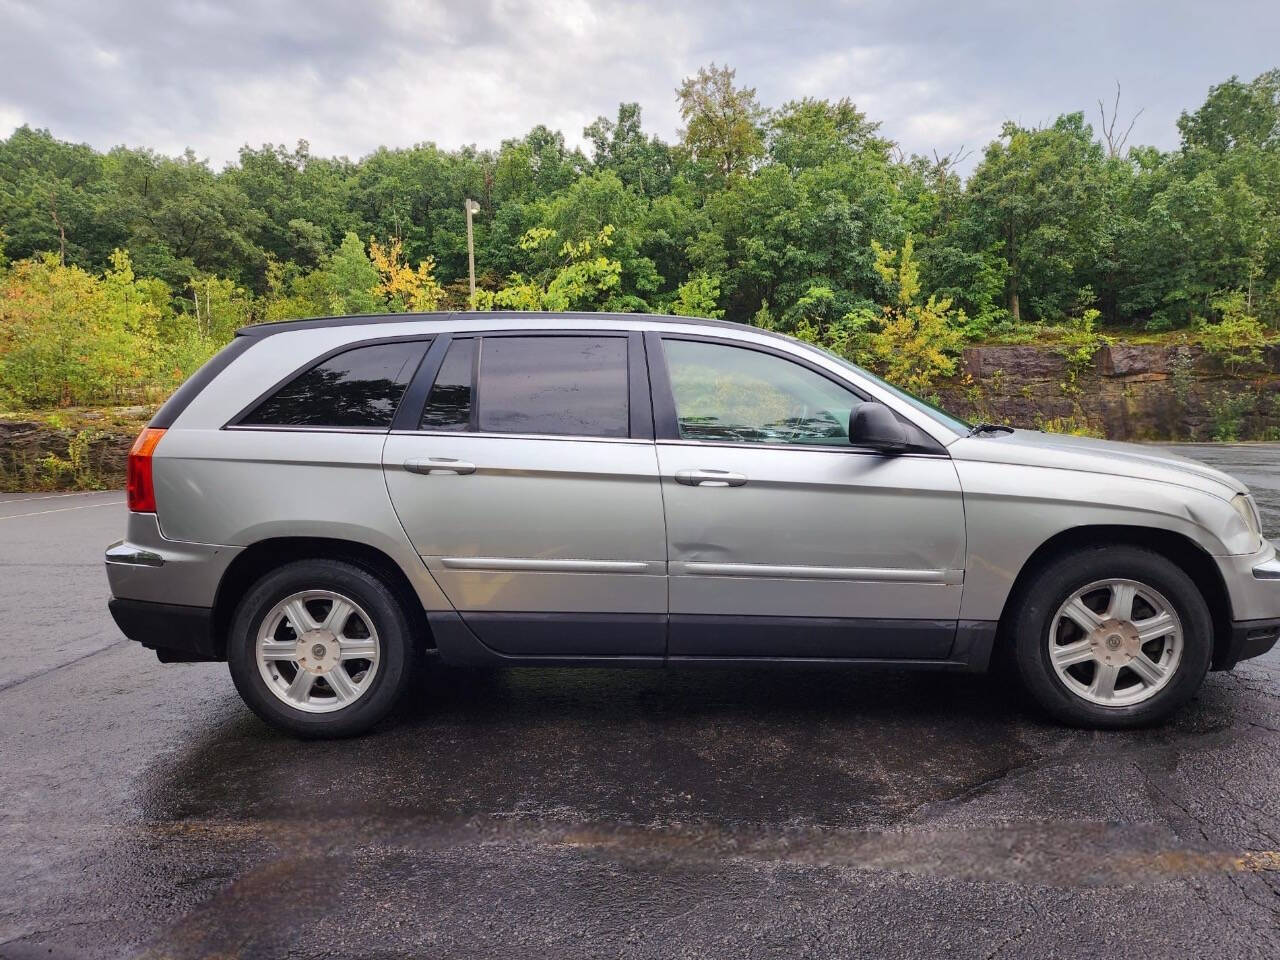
{"left": 2, "top": 444, "right": 1279, "bottom": 959}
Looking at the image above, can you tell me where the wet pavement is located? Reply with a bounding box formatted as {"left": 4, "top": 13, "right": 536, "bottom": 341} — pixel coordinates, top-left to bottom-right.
{"left": 2, "top": 447, "right": 1279, "bottom": 959}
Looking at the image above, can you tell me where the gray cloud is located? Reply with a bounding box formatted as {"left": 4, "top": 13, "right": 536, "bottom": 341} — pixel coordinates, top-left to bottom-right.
{"left": 1, "top": 0, "right": 1277, "bottom": 172}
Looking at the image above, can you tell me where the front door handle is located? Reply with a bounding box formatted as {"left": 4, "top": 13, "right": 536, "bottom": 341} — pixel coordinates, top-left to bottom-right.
{"left": 675, "top": 468, "right": 748, "bottom": 487}
{"left": 404, "top": 457, "right": 476, "bottom": 476}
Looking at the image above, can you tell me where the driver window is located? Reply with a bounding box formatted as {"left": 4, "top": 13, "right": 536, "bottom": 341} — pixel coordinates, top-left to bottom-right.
{"left": 662, "top": 338, "right": 863, "bottom": 445}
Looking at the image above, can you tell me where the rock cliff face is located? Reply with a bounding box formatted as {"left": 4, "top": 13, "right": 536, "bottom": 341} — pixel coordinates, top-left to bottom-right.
{"left": 936, "top": 343, "right": 1280, "bottom": 441}
{"left": 0, "top": 419, "right": 137, "bottom": 491}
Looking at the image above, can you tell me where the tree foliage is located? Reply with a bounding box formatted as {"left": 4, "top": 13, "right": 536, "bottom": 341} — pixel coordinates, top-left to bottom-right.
{"left": 861, "top": 236, "right": 966, "bottom": 394}
{"left": 2, "top": 65, "right": 1280, "bottom": 409}
{"left": 675, "top": 63, "right": 767, "bottom": 179}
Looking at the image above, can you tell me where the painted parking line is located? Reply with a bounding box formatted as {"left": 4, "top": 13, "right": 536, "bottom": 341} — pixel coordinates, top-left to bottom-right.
{"left": 0, "top": 490, "right": 117, "bottom": 504}
{"left": 0, "top": 500, "right": 126, "bottom": 521}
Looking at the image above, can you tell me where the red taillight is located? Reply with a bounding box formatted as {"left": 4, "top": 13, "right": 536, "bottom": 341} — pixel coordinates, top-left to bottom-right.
{"left": 126, "top": 428, "right": 166, "bottom": 512}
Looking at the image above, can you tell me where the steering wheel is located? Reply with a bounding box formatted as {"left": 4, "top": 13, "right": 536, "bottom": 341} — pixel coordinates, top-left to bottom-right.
{"left": 785, "top": 402, "right": 810, "bottom": 443}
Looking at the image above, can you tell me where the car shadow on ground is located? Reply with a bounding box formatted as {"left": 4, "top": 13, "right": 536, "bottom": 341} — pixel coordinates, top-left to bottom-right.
{"left": 137, "top": 665, "right": 1062, "bottom": 829}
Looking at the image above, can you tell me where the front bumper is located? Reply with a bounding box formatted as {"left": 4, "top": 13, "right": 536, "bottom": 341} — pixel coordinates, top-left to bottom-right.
{"left": 1214, "top": 540, "right": 1280, "bottom": 621}
{"left": 1213, "top": 540, "right": 1280, "bottom": 668}
{"left": 1219, "top": 617, "right": 1280, "bottom": 669}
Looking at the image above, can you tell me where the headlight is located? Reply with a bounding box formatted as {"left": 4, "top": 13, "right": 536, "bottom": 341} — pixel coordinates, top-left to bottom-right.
{"left": 1231, "top": 493, "right": 1263, "bottom": 546}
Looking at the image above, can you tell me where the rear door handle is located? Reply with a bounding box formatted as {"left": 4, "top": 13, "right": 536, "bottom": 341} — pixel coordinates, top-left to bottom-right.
{"left": 404, "top": 457, "right": 476, "bottom": 476}
{"left": 675, "top": 468, "right": 748, "bottom": 487}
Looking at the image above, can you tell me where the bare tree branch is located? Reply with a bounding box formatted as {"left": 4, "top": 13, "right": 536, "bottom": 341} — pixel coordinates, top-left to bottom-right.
{"left": 1098, "top": 81, "right": 1144, "bottom": 158}
{"left": 932, "top": 144, "right": 973, "bottom": 175}
{"left": 48, "top": 190, "right": 67, "bottom": 266}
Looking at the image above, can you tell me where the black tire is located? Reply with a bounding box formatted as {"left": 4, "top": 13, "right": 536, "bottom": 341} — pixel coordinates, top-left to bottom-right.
{"left": 1009, "top": 545, "right": 1212, "bottom": 728}
{"left": 227, "top": 559, "right": 417, "bottom": 738}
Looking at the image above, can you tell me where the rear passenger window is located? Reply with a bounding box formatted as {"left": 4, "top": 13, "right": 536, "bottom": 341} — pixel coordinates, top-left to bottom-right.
{"left": 242, "top": 342, "right": 421, "bottom": 428}
{"left": 420, "top": 338, "right": 475, "bottom": 431}
{"left": 476, "top": 336, "right": 629, "bottom": 437}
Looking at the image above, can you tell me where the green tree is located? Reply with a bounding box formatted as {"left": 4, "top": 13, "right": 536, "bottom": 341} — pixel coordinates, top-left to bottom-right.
{"left": 1178, "top": 70, "right": 1280, "bottom": 153}
{"left": 100, "top": 147, "right": 265, "bottom": 287}
{"left": 0, "top": 126, "right": 120, "bottom": 269}
{"left": 966, "top": 114, "right": 1109, "bottom": 323}
{"left": 862, "top": 236, "right": 966, "bottom": 393}
{"left": 676, "top": 63, "right": 766, "bottom": 179}
{"left": 317, "top": 232, "right": 381, "bottom": 315}
{"left": 584, "top": 103, "right": 676, "bottom": 197}
{"left": 224, "top": 140, "right": 356, "bottom": 271}
{"left": 669, "top": 273, "right": 724, "bottom": 318}
{"left": 768, "top": 97, "right": 887, "bottom": 171}
{"left": 477, "top": 225, "right": 624, "bottom": 312}
{"left": 1198, "top": 290, "right": 1267, "bottom": 372}
{"left": 0, "top": 250, "right": 190, "bottom": 406}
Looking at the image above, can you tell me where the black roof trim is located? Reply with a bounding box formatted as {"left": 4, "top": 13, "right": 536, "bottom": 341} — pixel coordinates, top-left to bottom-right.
{"left": 235, "top": 310, "right": 785, "bottom": 341}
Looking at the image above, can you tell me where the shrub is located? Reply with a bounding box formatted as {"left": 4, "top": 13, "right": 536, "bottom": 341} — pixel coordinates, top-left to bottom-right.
{"left": 0, "top": 251, "right": 209, "bottom": 408}
{"left": 862, "top": 238, "right": 966, "bottom": 394}
{"left": 1207, "top": 388, "right": 1253, "bottom": 441}
{"left": 1198, "top": 291, "right": 1267, "bottom": 374}
{"left": 1039, "top": 415, "right": 1104, "bottom": 438}
{"left": 1055, "top": 308, "right": 1108, "bottom": 394}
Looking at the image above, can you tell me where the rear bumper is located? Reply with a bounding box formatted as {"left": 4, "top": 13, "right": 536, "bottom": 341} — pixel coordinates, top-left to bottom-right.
{"left": 108, "top": 597, "right": 219, "bottom": 662}
{"left": 104, "top": 512, "right": 240, "bottom": 608}
{"left": 104, "top": 512, "right": 239, "bottom": 662}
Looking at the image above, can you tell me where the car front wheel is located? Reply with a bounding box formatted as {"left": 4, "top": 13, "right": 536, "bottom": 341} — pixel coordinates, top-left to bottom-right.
{"left": 1009, "top": 545, "right": 1213, "bottom": 728}
{"left": 227, "top": 559, "right": 417, "bottom": 737}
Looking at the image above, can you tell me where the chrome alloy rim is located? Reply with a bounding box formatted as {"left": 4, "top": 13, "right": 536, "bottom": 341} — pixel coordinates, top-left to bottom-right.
{"left": 1048, "top": 578, "right": 1184, "bottom": 707}
{"left": 256, "top": 590, "right": 380, "bottom": 714}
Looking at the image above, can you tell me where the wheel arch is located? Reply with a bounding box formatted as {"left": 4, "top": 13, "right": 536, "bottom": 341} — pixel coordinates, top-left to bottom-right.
{"left": 211, "top": 537, "right": 433, "bottom": 659}
{"left": 994, "top": 525, "right": 1234, "bottom": 670}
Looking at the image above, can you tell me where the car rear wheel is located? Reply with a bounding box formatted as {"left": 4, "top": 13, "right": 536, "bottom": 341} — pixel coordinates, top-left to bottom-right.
{"left": 1009, "top": 545, "right": 1212, "bottom": 728}
{"left": 227, "top": 559, "right": 417, "bottom": 737}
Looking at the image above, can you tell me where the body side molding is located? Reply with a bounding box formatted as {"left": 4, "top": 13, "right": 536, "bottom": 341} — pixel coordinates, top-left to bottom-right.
{"left": 438, "top": 557, "right": 657, "bottom": 573}
{"left": 677, "top": 561, "right": 963, "bottom": 584}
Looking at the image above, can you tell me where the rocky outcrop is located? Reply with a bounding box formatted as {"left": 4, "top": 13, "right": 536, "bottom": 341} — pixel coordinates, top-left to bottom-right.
{"left": 937, "top": 343, "right": 1280, "bottom": 441}
{"left": 0, "top": 419, "right": 137, "bottom": 491}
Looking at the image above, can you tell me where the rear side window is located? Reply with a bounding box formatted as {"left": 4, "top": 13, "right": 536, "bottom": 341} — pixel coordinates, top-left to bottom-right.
{"left": 477, "top": 336, "right": 629, "bottom": 437}
{"left": 416, "top": 335, "right": 632, "bottom": 438}
{"left": 420, "top": 338, "right": 475, "bottom": 431}
{"left": 242, "top": 342, "right": 422, "bottom": 428}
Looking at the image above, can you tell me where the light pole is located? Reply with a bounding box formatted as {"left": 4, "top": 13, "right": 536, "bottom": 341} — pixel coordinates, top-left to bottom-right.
{"left": 464, "top": 198, "right": 480, "bottom": 309}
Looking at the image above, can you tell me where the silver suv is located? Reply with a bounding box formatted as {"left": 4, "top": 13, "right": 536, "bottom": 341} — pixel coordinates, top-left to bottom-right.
{"left": 105, "top": 312, "right": 1280, "bottom": 736}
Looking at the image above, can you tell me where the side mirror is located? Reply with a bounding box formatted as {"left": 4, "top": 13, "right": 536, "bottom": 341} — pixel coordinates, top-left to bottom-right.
{"left": 850, "top": 402, "right": 911, "bottom": 454}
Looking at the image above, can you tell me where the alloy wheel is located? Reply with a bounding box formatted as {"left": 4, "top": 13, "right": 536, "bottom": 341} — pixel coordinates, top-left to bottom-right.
{"left": 1047, "top": 578, "right": 1184, "bottom": 707}
{"left": 255, "top": 589, "right": 381, "bottom": 713}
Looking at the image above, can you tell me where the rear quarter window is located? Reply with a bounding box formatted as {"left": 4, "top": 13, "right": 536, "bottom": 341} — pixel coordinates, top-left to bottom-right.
{"left": 240, "top": 341, "right": 423, "bottom": 428}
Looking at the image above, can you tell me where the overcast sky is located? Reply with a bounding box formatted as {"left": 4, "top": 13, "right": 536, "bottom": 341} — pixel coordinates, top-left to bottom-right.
{"left": 2, "top": 0, "right": 1278, "bottom": 173}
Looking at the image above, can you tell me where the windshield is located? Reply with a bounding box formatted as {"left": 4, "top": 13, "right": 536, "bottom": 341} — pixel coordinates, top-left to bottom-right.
{"left": 804, "top": 343, "right": 973, "bottom": 435}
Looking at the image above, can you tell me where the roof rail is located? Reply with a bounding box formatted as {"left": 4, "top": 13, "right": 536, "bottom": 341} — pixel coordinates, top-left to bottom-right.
{"left": 234, "top": 309, "right": 778, "bottom": 339}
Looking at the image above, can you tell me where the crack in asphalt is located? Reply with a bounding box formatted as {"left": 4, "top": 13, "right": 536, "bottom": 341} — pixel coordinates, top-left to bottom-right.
{"left": 904, "top": 754, "right": 1050, "bottom": 822}
{"left": 0, "top": 638, "right": 126, "bottom": 694}
{"left": 984, "top": 899, "right": 1054, "bottom": 960}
